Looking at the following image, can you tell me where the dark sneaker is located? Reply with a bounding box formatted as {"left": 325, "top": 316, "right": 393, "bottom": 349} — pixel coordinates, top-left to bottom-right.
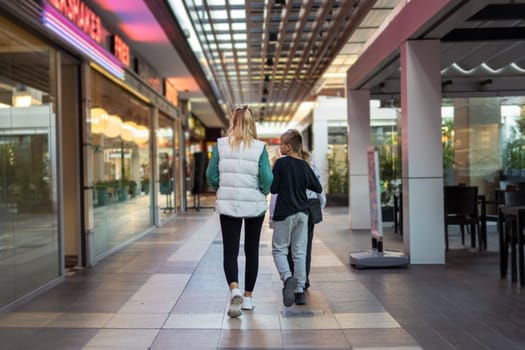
{"left": 295, "top": 292, "right": 306, "bottom": 305}
{"left": 304, "top": 280, "right": 310, "bottom": 291}
{"left": 282, "top": 276, "right": 297, "bottom": 307}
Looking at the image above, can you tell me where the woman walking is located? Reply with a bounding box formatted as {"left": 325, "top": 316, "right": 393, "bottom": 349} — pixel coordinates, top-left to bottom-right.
{"left": 206, "top": 105, "right": 273, "bottom": 318}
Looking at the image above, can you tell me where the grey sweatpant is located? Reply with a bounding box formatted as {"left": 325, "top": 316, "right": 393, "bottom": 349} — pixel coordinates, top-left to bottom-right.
{"left": 272, "top": 211, "right": 308, "bottom": 292}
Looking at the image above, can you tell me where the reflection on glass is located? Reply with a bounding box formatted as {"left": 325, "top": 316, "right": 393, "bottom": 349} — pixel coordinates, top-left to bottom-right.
{"left": 0, "top": 16, "right": 59, "bottom": 307}
{"left": 90, "top": 69, "right": 152, "bottom": 258}
{"left": 158, "top": 114, "right": 175, "bottom": 222}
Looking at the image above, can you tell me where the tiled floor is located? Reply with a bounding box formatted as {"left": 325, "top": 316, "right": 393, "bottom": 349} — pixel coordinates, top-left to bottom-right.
{"left": 0, "top": 206, "right": 523, "bottom": 349}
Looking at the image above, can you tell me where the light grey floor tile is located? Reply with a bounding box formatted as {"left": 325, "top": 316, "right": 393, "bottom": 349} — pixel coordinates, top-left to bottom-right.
{"left": 353, "top": 347, "right": 423, "bottom": 350}
{"left": 104, "top": 313, "right": 168, "bottom": 328}
{"left": 335, "top": 312, "right": 401, "bottom": 329}
{"left": 218, "top": 329, "right": 284, "bottom": 348}
{"left": 83, "top": 329, "right": 159, "bottom": 348}
{"left": 222, "top": 313, "right": 281, "bottom": 329}
{"left": 117, "top": 299, "right": 176, "bottom": 314}
{"left": 0, "top": 312, "right": 61, "bottom": 327}
{"left": 163, "top": 313, "right": 224, "bottom": 329}
{"left": 311, "top": 254, "right": 345, "bottom": 267}
{"left": 279, "top": 311, "right": 341, "bottom": 330}
{"left": 282, "top": 329, "right": 351, "bottom": 348}
{"left": 151, "top": 329, "right": 221, "bottom": 349}
{"left": 46, "top": 312, "right": 114, "bottom": 328}
{"left": 344, "top": 328, "right": 420, "bottom": 348}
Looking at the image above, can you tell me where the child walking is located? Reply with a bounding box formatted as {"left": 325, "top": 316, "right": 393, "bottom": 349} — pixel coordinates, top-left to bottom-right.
{"left": 270, "top": 129, "right": 322, "bottom": 306}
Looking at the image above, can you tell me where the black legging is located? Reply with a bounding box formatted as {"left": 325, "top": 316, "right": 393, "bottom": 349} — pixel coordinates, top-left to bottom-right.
{"left": 220, "top": 214, "right": 265, "bottom": 292}
{"left": 288, "top": 214, "right": 314, "bottom": 288}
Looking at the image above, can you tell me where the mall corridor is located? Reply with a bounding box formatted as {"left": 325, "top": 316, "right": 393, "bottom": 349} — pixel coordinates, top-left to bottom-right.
{"left": 0, "top": 206, "right": 524, "bottom": 350}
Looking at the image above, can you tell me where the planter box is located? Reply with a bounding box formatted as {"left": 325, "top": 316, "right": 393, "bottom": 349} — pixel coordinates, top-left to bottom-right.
{"left": 326, "top": 193, "right": 348, "bottom": 207}
{"left": 95, "top": 187, "right": 108, "bottom": 206}
{"left": 382, "top": 205, "right": 395, "bottom": 222}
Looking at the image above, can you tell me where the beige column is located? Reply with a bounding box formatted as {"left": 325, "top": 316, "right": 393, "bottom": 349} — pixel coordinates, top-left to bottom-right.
{"left": 400, "top": 40, "right": 445, "bottom": 264}
{"left": 348, "top": 89, "right": 371, "bottom": 229}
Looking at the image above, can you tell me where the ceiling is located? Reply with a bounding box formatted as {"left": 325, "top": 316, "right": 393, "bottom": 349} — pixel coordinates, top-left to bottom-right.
{"left": 84, "top": 0, "right": 525, "bottom": 133}
{"left": 164, "top": 0, "right": 404, "bottom": 131}
{"left": 167, "top": 0, "right": 389, "bottom": 124}
{"left": 85, "top": 0, "right": 227, "bottom": 127}
{"left": 86, "top": 0, "right": 401, "bottom": 130}
{"left": 348, "top": 0, "right": 525, "bottom": 103}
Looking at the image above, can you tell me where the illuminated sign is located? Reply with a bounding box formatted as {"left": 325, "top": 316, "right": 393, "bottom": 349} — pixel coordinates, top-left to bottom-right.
{"left": 43, "top": 2, "right": 125, "bottom": 80}
{"left": 113, "top": 35, "right": 130, "bottom": 67}
{"left": 164, "top": 80, "right": 179, "bottom": 107}
{"left": 48, "top": 0, "right": 102, "bottom": 44}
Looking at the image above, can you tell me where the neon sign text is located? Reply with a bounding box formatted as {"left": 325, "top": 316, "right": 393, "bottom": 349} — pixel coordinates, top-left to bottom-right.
{"left": 113, "top": 35, "right": 130, "bottom": 67}
{"left": 48, "top": 0, "right": 102, "bottom": 44}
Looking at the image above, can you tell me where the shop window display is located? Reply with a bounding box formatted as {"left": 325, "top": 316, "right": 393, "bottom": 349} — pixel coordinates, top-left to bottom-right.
{"left": 89, "top": 69, "right": 152, "bottom": 258}
{"left": 326, "top": 126, "right": 349, "bottom": 206}
{"left": 158, "top": 114, "right": 175, "bottom": 219}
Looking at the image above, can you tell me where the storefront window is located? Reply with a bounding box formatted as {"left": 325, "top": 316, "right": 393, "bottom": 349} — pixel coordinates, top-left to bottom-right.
{"left": 174, "top": 120, "right": 183, "bottom": 210}
{"left": 447, "top": 97, "right": 519, "bottom": 212}
{"left": 89, "top": 69, "right": 152, "bottom": 258}
{"left": 158, "top": 114, "right": 174, "bottom": 221}
{"left": 372, "top": 125, "right": 401, "bottom": 206}
{"left": 327, "top": 126, "right": 348, "bottom": 194}
{"left": 370, "top": 97, "right": 524, "bottom": 216}
{"left": 0, "top": 16, "right": 59, "bottom": 306}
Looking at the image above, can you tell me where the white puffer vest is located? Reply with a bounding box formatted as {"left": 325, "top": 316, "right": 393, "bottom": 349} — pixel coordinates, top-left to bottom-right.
{"left": 215, "top": 137, "right": 268, "bottom": 217}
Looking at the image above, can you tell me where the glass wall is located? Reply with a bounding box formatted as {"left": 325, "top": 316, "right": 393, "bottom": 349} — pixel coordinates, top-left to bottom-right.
{"left": 327, "top": 125, "right": 348, "bottom": 195}
{"left": 174, "top": 120, "right": 183, "bottom": 211}
{"left": 446, "top": 97, "right": 522, "bottom": 213}
{"left": 158, "top": 113, "right": 174, "bottom": 221}
{"left": 370, "top": 97, "right": 525, "bottom": 216}
{"left": 0, "top": 16, "right": 60, "bottom": 306}
{"left": 185, "top": 115, "right": 206, "bottom": 208}
{"left": 372, "top": 124, "right": 400, "bottom": 206}
{"left": 89, "top": 69, "right": 152, "bottom": 258}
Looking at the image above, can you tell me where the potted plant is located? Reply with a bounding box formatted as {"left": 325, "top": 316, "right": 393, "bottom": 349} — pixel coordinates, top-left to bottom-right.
{"left": 141, "top": 176, "right": 150, "bottom": 195}
{"left": 378, "top": 134, "right": 400, "bottom": 221}
{"left": 129, "top": 180, "right": 138, "bottom": 198}
{"left": 95, "top": 181, "right": 109, "bottom": 206}
{"left": 326, "top": 146, "right": 349, "bottom": 206}
{"left": 119, "top": 179, "right": 129, "bottom": 202}
{"left": 503, "top": 126, "right": 524, "bottom": 177}
{"left": 442, "top": 119, "right": 455, "bottom": 184}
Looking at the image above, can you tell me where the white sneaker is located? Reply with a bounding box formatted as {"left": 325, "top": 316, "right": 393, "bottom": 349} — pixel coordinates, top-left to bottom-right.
{"left": 241, "top": 296, "right": 255, "bottom": 310}
{"left": 227, "top": 288, "right": 243, "bottom": 318}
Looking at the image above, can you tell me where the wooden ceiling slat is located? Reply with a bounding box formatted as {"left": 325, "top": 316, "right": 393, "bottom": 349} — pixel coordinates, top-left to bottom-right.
{"left": 254, "top": 1, "right": 274, "bottom": 119}
{"left": 268, "top": 0, "right": 315, "bottom": 122}
{"left": 172, "top": 0, "right": 399, "bottom": 127}
{"left": 276, "top": 0, "right": 336, "bottom": 120}
{"left": 282, "top": 0, "right": 376, "bottom": 119}
{"left": 203, "top": 1, "right": 237, "bottom": 108}
{"left": 261, "top": 0, "right": 293, "bottom": 121}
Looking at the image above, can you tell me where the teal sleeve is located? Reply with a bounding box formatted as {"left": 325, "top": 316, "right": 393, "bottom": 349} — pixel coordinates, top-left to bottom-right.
{"left": 258, "top": 147, "right": 273, "bottom": 195}
{"left": 206, "top": 144, "right": 219, "bottom": 190}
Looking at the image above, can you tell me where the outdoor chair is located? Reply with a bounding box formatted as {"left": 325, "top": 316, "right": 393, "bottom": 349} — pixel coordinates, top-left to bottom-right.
{"left": 444, "top": 186, "right": 481, "bottom": 251}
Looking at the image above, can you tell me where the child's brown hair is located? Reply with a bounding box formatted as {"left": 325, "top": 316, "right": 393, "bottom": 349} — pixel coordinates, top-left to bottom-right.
{"left": 281, "top": 129, "right": 302, "bottom": 153}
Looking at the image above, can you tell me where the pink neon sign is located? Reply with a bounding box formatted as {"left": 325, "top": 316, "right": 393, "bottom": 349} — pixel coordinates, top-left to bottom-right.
{"left": 43, "top": 2, "right": 125, "bottom": 79}
{"left": 47, "top": 0, "right": 102, "bottom": 44}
